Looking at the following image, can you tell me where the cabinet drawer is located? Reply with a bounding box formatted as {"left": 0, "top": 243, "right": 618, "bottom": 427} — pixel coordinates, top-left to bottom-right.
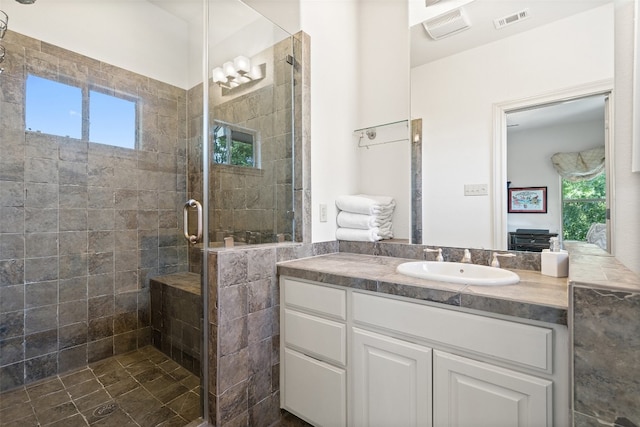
{"left": 353, "top": 292, "right": 553, "bottom": 372}
{"left": 284, "top": 308, "right": 346, "bottom": 365}
{"left": 283, "top": 277, "right": 346, "bottom": 320}
{"left": 282, "top": 348, "right": 347, "bottom": 427}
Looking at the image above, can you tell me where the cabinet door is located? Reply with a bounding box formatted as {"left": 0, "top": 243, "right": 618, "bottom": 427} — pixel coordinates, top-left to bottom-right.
{"left": 433, "top": 351, "right": 552, "bottom": 427}
{"left": 282, "top": 348, "right": 346, "bottom": 427}
{"left": 352, "top": 328, "right": 432, "bottom": 427}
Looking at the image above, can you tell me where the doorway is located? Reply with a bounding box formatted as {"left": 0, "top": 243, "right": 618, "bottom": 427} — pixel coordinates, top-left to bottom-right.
{"left": 492, "top": 81, "right": 614, "bottom": 253}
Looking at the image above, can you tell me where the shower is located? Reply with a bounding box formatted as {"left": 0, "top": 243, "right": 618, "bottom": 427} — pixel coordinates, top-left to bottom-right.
{"left": 0, "top": 0, "right": 299, "bottom": 425}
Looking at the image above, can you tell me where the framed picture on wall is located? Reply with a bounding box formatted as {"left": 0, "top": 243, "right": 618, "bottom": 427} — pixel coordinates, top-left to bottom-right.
{"left": 508, "top": 187, "right": 547, "bottom": 213}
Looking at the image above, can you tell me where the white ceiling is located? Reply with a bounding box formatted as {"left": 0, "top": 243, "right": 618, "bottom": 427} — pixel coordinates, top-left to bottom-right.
{"left": 506, "top": 94, "right": 606, "bottom": 133}
{"left": 410, "top": 0, "right": 612, "bottom": 68}
{"left": 409, "top": 0, "right": 612, "bottom": 132}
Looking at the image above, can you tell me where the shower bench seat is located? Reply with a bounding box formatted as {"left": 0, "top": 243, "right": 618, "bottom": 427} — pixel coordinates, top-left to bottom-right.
{"left": 150, "top": 272, "right": 202, "bottom": 377}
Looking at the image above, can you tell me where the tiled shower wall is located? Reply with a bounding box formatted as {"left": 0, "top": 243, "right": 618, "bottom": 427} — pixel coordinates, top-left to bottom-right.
{"left": 0, "top": 31, "right": 188, "bottom": 391}
{"left": 187, "top": 38, "right": 295, "bottom": 246}
{"left": 206, "top": 241, "right": 338, "bottom": 427}
{"left": 202, "top": 32, "right": 312, "bottom": 427}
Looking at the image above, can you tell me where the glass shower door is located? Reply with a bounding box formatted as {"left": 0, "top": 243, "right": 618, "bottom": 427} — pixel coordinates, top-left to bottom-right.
{"left": 206, "top": 0, "right": 295, "bottom": 247}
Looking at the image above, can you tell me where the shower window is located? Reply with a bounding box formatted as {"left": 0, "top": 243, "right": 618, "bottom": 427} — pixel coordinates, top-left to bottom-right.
{"left": 89, "top": 89, "right": 136, "bottom": 148}
{"left": 25, "top": 74, "right": 137, "bottom": 149}
{"left": 26, "top": 75, "right": 82, "bottom": 138}
{"left": 212, "top": 121, "right": 259, "bottom": 168}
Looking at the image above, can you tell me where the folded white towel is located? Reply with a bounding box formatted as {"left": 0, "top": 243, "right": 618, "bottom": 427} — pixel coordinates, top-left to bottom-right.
{"left": 336, "top": 227, "right": 394, "bottom": 242}
{"left": 335, "top": 194, "right": 396, "bottom": 216}
{"left": 336, "top": 211, "right": 392, "bottom": 230}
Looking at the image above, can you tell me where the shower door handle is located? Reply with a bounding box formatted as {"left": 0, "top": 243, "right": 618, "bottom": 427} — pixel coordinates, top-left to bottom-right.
{"left": 183, "top": 199, "right": 203, "bottom": 244}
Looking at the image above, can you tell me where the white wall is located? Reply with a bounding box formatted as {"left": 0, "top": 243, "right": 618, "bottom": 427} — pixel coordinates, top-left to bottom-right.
{"left": 355, "top": 0, "right": 411, "bottom": 240}
{"left": 411, "top": 4, "right": 614, "bottom": 249}
{"left": 1, "top": 0, "right": 192, "bottom": 89}
{"left": 244, "top": 0, "right": 300, "bottom": 35}
{"left": 613, "top": 0, "right": 640, "bottom": 273}
{"left": 507, "top": 120, "right": 605, "bottom": 235}
{"left": 300, "top": 0, "right": 411, "bottom": 242}
{"left": 300, "top": 0, "right": 361, "bottom": 242}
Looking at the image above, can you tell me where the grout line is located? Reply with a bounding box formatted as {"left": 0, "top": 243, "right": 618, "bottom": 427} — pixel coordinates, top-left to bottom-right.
{"left": 2, "top": 346, "right": 200, "bottom": 427}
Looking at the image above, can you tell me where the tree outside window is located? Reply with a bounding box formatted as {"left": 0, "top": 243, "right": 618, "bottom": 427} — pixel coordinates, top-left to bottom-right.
{"left": 212, "top": 122, "right": 258, "bottom": 168}
{"left": 561, "top": 173, "right": 606, "bottom": 241}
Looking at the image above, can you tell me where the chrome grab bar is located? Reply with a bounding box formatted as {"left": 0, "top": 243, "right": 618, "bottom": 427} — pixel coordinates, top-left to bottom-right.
{"left": 183, "top": 199, "right": 202, "bottom": 244}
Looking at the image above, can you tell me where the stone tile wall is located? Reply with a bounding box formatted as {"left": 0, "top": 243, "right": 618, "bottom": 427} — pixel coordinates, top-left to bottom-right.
{"left": 573, "top": 284, "right": 640, "bottom": 427}
{"left": 338, "top": 240, "right": 542, "bottom": 271}
{"left": 187, "top": 37, "right": 295, "bottom": 247}
{"left": 0, "top": 31, "right": 188, "bottom": 391}
{"left": 206, "top": 241, "right": 338, "bottom": 427}
{"left": 150, "top": 272, "right": 202, "bottom": 376}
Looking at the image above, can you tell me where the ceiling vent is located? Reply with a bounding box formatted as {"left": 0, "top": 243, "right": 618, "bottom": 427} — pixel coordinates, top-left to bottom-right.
{"left": 494, "top": 8, "right": 530, "bottom": 30}
{"left": 422, "top": 8, "right": 471, "bottom": 40}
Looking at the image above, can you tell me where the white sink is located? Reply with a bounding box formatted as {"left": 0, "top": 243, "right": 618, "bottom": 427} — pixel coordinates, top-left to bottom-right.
{"left": 396, "top": 261, "right": 520, "bottom": 286}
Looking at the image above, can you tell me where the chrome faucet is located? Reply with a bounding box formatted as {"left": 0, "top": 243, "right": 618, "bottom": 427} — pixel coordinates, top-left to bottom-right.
{"left": 460, "top": 249, "right": 471, "bottom": 263}
{"left": 491, "top": 252, "right": 516, "bottom": 268}
{"left": 424, "top": 247, "right": 443, "bottom": 261}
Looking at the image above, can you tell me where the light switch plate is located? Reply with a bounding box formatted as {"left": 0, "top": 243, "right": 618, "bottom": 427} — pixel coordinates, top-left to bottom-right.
{"left": 464, "top": 184, "right": 488, "bottom": 196}
{"left": 319, "top": 203, "right": 328, "bottom": 222}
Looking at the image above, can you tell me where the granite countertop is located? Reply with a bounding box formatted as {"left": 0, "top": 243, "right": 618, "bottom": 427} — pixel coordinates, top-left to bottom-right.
{"left": 564, "top": 241, "right": 640, "bottom": 293}
{"left": 277, "top": 252, "right": 569, "bottom": 325}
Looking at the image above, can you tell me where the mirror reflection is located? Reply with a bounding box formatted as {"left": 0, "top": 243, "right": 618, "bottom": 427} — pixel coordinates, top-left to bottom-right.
{"left": 506, "top": 96, "right": 610, "bottom": 253}
{"left": 409, "top": 0, "right": 614, "bottom": 251}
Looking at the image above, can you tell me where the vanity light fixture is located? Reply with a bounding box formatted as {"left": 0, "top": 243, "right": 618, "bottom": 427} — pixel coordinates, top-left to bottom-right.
{"left": 212, "top": 55, "right": 265, "bottom": 91}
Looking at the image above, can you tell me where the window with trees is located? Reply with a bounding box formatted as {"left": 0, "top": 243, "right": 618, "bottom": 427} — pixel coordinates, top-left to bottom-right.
{"left": 561, "top": 173, "right": 606, "bottom": 241}
{"left": 212, "top": 121, "right": 258, "bottom": 168}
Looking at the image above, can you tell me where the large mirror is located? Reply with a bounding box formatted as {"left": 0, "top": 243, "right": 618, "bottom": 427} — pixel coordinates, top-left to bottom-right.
{"left": 409, "top": 0, "right": 614, "bottom": 251}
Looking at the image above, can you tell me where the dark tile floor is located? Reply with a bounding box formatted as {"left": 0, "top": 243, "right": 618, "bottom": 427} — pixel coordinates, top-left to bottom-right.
{"left": 0, "top": 346, "right": 201, "bottom": 427}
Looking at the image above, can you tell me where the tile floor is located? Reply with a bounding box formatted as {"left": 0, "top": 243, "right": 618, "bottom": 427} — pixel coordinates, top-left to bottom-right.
{"left": 0, "top": 346, "right": 201, "bottom": 427}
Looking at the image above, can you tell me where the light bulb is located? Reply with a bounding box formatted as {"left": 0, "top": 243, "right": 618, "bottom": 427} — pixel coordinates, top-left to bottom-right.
{"left": 212, "top": 67, "right": 226, "bottom": 84}
{"left": 233, "top": 56, "right": 251, "bottom": 75}
{"left": 248, "top": 64, "right": 263, "bottom": 80}
{"left": 222, "top": 61, "right": 236, "bottom": 79}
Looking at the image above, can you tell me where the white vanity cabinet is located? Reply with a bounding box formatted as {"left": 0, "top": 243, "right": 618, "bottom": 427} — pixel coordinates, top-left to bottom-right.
{"left": 280, "top": 276, "right": 569, "bottom": 427}
{"left": 280, "top": 278, "right": 347, "bottom": 427}
{"left": 433, "top": 351, "right": 551, "bottom": 427}
{"left": 352, "top": 328, "right": 433, "bottom": 427}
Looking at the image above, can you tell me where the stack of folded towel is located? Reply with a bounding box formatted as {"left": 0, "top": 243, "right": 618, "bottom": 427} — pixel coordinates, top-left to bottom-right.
{"left": 335, "top": 194, "right": 395, "bottom": 242}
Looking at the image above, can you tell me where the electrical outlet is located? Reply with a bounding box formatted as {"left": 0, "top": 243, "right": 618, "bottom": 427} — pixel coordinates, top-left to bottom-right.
{"left": 319, "top": 203, "right": 328, "bottom": 222}
{"left": 464, "top": 184, "right": 489, "bottom": 196}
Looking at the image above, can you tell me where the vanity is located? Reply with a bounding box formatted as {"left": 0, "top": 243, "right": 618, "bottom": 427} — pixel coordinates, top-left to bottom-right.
{"left": 277, "top": 253, "right": 569, "bottom": 427}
